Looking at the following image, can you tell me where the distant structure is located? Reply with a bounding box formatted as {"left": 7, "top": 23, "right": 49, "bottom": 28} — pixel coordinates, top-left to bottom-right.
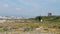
{"left": 48, "top": 13, "right": 52, "bottom": 16}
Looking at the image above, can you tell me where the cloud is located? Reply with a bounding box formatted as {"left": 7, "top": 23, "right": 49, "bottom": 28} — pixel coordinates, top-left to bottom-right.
{"left": 18, "top": 0, "right": 40, "bottom": 8}
{"left": 3, "top": 4, "right": 8, "bottom": 7}
{"left": 16, "top": 8, "right": 21, "bottom": 11}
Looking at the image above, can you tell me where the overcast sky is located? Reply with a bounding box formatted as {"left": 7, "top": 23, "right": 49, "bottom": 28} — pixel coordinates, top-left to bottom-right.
{"left": 0, "top": 0, "right": 60, "bottom": 17}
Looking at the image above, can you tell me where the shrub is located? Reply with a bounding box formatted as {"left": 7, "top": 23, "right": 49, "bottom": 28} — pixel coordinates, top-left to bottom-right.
{"left": 3, "top": 27, "right": 8, "bottom": 31}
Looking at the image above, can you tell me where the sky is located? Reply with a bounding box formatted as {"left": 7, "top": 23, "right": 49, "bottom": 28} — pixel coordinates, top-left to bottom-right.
{"left": 0, "top": 0, "right": 60, "bottom": 17}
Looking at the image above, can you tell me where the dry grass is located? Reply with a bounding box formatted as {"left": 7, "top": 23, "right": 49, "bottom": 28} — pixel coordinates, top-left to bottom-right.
{"left": 0, "top": 21, "right": 60, "bottom": 34}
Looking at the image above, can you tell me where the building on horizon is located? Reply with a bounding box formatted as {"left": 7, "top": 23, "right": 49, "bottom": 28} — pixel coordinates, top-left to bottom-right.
{"left": 48, "top": 13, "right": 52, "bottom": 16}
